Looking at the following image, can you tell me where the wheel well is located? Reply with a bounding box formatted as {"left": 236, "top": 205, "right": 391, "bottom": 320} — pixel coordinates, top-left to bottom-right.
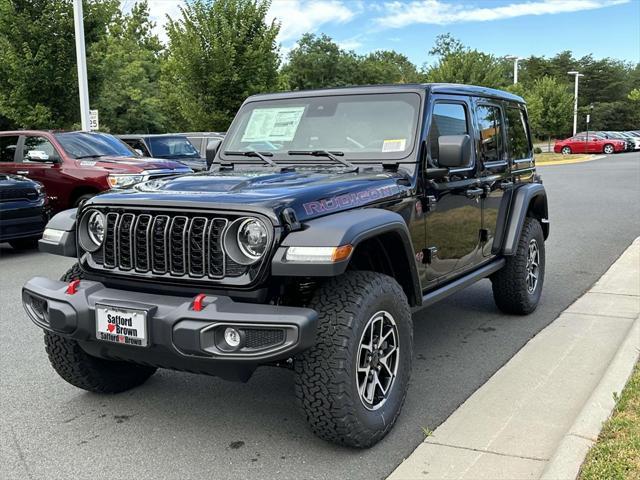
{"left": 70, "top": 186, "right": 99, "bottom": 205}
{"left": 348, "top": 232, "right": 418, "bottom": 306}
{"left": 526, "top": 194, "right": 549, "bottom": 239}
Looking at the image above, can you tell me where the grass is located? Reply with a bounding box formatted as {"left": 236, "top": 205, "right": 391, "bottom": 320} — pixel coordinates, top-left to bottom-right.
{"left": 535, "top": 152, "right": 594, "bottom": 163}
{"left": 579, "top": 362, "right": 640, "bottom": 480}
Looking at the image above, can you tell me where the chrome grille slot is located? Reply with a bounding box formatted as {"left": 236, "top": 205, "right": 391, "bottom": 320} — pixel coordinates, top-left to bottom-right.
{"left": 169, "top": 216, "right": 188, "bottom": 275}
{"left": 134, "top": 214, "right": 152, "bottom": 272}
{"left": 188, "top": 217, "right": 208, "bottom": 277}
{"left": 208, "top": 219, "right": 227, "bottom": 278}
{"left": 151, "top": 215, "right": 170, "bottom": 274}
{"left": 118, "top": 213, "right": 135, "bottom": 270}
{"left": 103, "top": 213, "right": 119, "bottom": 268}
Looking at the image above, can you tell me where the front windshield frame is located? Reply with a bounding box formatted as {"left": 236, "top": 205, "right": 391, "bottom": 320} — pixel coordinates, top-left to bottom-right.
{"left": 220, "top": 91, "right": 424, "bottom": 164}
{"left": 55, "top": 132, "right": 136, "bottom": 159}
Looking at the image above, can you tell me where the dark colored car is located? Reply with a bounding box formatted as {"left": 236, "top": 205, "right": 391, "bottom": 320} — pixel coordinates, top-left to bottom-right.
{"left": 0, "top": 131, "right": 192, "bottom": 212}
{"left": 0, "top": 173, "right": 49, "bottom": 249}
{"left": 182, "top": 132, "right": 226, "bottom": 158}
{"left": 118, "top": 134, "right": 207, "bottom": 171}
{"left": 554, "top": 134, "right": 625, "bottom": 154}
{"left": 24, "top": 84, "right": 549, "bottom": 448}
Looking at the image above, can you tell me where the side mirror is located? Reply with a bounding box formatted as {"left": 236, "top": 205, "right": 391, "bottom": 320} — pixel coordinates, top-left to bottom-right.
{"left": 205, "top": 139, "right": 222, "bottom": 169}
{"left": 26, "top": 150, "right": 51, "bottom": 162}
{"left": 438, "top": 134, "right": 472, "bottom": 168}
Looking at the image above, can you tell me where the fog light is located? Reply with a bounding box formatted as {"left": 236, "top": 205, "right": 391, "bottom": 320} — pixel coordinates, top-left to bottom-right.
{"left": 224, "top": 327, "right": 241, "bottom": 349}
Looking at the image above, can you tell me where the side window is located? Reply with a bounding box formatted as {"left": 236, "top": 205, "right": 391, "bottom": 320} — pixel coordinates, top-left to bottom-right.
{"left": 505, "top": 106, "right": 531, "bottom": 160}
{"left": 23, "top": 136, "right": 59, "bottom": 162}
{"left": 428, "top": 102, "right": 469, "bottom": 167}
{"left": 0, "top": 135, "right": 19, "bottom": 162}
{"left": 128, "top": 140, "right": 148, "bottom": 156}
{"left": 476, "top": 105, "right": 504, "bottom": 163}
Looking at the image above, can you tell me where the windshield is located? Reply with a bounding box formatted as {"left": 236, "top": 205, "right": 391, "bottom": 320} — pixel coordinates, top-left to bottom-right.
{"left": 55, "top": 132, "right": 135, "bottom": 158}
{"left": 222, "top": 92, "right": 421, "bottom": 162}
{"left": 148, "top": 136, "right": 199, "bottom": 158}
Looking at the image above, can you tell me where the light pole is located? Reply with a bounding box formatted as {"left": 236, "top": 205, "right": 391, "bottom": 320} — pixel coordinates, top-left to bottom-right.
{"left": 73, "top": 0, "right": 90, "bottom": 131}
{"left": 568, "top": 71, "right": 584, "bottom": 136}
{"left": 506, "top": 55, "right": 520, "bottom": 84}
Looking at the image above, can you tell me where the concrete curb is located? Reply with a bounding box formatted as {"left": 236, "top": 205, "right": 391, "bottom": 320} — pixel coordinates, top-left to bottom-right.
{"left": 540, "top": 314, "right": 639, "bottom": 480}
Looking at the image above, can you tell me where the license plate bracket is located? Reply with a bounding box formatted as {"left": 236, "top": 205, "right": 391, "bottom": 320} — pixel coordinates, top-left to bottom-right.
{"left": 95, "top": 304, "right": 148, "bottom": 347}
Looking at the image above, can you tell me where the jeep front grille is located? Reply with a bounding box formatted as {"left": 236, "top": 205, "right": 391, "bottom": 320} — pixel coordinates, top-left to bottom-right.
{"left": 98, "top": 211, "right": 233, "bottom": 279}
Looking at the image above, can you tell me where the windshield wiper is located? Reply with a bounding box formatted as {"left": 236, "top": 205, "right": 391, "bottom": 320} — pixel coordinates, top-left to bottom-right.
{"left": 224, "top": 150, "right": 277, "bottom": 167}
{"left": 75, "top": 154, "right": 105, "bottom": 159}
{"left": 287, "top": 150, "right": 358, "bottom": 171}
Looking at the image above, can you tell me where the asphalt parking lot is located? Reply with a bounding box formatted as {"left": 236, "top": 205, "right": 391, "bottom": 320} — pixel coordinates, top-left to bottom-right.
{"left": 1, "top": 151, "right": 639, "bottom": 480}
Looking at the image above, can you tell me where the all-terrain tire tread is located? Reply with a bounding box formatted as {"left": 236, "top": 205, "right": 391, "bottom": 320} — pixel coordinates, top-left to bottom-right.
{"left": 294, "top": 271, "right": 412, "bottom": 448}
{"left": 491, "top": 217, "right": 544, "bottom": 315}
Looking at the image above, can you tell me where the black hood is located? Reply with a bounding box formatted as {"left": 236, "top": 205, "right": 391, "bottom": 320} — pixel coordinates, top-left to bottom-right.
{"left": 90, "top": 167, "right": 414, "bottom": 223}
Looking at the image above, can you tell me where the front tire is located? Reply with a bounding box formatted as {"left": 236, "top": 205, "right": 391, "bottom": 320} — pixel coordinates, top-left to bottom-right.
{"left": 561, "top": 146, "right": 572, "bottom": 155}
{"left": 603, "top": 144, "right": 614, "bottom": 154}
{"left": 294, "top": 271, "right": 413, "bottom": 448}
{"left": 44, "top": 264, "right": 157, "bottom": 393}
{"left": 491, "top": 218, "right": 545, "bottom": 315}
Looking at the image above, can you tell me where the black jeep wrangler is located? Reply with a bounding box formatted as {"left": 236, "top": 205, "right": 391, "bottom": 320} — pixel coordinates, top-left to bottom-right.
{"left": 23, "top": 84, "right": 548, "bottom": 448}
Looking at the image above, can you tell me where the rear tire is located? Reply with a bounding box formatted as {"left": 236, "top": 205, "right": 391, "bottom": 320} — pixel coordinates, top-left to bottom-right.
{"left": 491, "top": 218, "right": 545, "bottom": 315}
{"left": 603, "top": 144, "right": 614, "bottom": 155}
{"left": 561, "top": 146, "right": 572, "bottom": 155}
{"left": 44, "top": 264, "right": 157, "bottom": 393}
{"left": 294, "top": 271, "right": 413, "bottom": 448}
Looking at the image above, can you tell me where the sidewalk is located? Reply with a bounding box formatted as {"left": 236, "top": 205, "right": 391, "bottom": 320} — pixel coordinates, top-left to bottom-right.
{"left": 389, "top": 238, "right": 640, "bottom": 480}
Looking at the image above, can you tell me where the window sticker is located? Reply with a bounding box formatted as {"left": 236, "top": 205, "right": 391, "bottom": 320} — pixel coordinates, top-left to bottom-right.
{"left": 241, "top": 107, "right": 306, "bottom": 143}
{"left": 382, "top": 139, "right": 407, "bottom": 152}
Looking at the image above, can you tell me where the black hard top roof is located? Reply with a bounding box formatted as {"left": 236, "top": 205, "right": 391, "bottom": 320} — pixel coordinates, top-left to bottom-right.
{"left": 245, "top": 83, "right": 525, "bottom": 104}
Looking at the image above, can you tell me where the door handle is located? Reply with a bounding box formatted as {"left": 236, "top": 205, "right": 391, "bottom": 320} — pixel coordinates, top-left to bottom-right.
{"left": 17, "top": 170, "right": 29, "bottom": 175}
{"left": 465, "top": 187, "right": 483, "bottom": 198}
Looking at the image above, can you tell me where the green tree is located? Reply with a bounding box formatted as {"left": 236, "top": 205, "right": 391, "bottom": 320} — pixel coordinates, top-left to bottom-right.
{"left": 161, "top": 0, "right": 280, "bottom": 131}
{"left": 426, "top": 49, "right": 508, "bottom": 88}
{"left": 89, "top": 1, "right": 166, "bottom": 133}
{"left": 359, "top": 50, "right": 422, "bottom": 84}
{"left": 525, "top": 76, "right": 573, "bottom": 145}
{"left": 0, "top": 0, "right": 118, "bottom": 129}
{"left": 281, "top": 33, "right": 359, "bottom": 90}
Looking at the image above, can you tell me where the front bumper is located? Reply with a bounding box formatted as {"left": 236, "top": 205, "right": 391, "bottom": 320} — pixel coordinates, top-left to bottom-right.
{"left": 23, "top": 277, "right": 317, "bottom": 381}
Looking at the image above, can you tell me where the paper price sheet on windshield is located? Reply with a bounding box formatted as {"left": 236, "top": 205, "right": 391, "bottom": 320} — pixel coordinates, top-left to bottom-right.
{"left": 241, "top": 106, "right": 305, "bottom": 143}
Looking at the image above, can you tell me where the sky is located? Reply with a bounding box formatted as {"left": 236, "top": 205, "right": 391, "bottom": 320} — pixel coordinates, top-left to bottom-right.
{"left": 125, "top": 0, "right": 640, "bottom": 66}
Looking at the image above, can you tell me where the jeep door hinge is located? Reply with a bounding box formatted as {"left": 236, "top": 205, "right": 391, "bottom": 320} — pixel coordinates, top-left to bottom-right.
{"left": 422, "top": 195, "right": 437, "bottom": 212}
{"left": 422, "top": 247, "right": 438, "bottom": 264}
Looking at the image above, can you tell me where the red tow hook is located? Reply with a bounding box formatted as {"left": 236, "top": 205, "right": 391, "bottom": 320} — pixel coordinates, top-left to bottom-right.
{"left": 192, "top": 293, "right": 207, "bottom": 312}
{"left": 66, "top": 279, "right": 81, "bottom": 295}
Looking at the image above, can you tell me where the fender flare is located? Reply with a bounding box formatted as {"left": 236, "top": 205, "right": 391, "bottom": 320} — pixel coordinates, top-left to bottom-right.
{"left": 499, "top": 183, "right": 549, "bottom": 256}
{"left": 38, "top": 208, "right": 77, "bottom": 257}
{"left": 271, "top": 208, "right": 422, "bottom": 306}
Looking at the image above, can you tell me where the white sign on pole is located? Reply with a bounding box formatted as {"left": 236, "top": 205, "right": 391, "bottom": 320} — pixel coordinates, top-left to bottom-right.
{"left": 89, "top": 109, "right": 99, "bottom": 131}
{"left": 586, "top": 114, "right": 590, "bottom": 124}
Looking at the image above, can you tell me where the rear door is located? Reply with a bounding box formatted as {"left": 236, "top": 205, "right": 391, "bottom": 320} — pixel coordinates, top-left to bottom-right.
{"left": 0, "top": 134, "right": 21, "bottom": 175}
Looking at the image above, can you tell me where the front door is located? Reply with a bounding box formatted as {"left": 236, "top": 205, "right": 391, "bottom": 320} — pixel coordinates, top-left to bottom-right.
{"left": 18, "top": 135, "right": 64, "bottom": 210}
{"left": 424, "top": 96, "right": 483, "bottom": 283}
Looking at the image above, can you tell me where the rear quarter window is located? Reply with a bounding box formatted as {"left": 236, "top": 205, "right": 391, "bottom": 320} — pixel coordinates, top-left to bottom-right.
{"left": 505, "top": 105, "right": 531, "bottom": 160}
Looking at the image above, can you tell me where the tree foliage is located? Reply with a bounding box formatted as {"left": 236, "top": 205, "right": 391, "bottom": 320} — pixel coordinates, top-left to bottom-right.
{"left": 524, "top": 76, "right": 573, "bottom": 140}
{"left": 89, "top": 1, "right": 165, "bottom": 133}
{"left": 0, "top": 0, "right": 118, "bottom": 128}
{"left": 161, "top": 0, "right": 280, "bottom": 131}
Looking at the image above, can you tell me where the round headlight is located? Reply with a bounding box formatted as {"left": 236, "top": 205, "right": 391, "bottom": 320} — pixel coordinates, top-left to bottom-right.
{"left": 87, "top": 211, "right": 105, "bottom": 245}
{"left": 78, "top": 210, "right": 105, "bottom": 252}
{"left": 237, "top": 218, "right": 268, "bottom": 259}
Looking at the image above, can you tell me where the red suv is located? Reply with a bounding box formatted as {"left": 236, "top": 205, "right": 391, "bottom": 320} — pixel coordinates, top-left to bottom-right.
{"left": 553, "top": 135, "right": 626, "bottom": 155}
{"left": 0, "top": 131, "right": 191, "bottom": 212}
